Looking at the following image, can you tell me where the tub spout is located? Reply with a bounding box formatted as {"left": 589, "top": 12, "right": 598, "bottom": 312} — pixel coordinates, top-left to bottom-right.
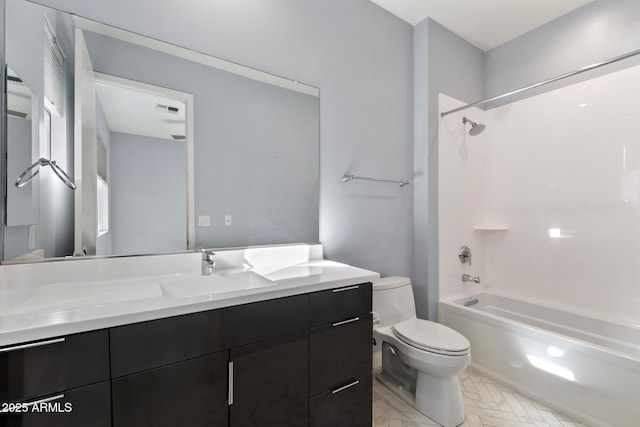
{"left": 462, "top": 274, "right": 481, "bottom": 284}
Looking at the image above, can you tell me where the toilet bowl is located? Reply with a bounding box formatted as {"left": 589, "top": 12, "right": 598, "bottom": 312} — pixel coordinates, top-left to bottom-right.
{"left": 373, "top": 277, "right": 470, "bottom": 427}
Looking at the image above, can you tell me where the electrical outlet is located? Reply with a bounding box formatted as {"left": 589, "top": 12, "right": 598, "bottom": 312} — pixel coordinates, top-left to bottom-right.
{"left": 198, "top": 215, "right": 210, "bottom": 227}
{"left": 225, "top": 215, "right": 232, "bottom": 226}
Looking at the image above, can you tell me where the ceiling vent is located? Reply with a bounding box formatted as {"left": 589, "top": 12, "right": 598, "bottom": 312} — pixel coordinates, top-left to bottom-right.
{"left": 154, "top": 103, "right": 180, "bottom": 114}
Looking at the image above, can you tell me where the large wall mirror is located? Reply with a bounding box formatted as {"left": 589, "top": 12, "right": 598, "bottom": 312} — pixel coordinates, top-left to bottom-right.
{"left": 2, "top": 0, "right": 320, "bottom": 263}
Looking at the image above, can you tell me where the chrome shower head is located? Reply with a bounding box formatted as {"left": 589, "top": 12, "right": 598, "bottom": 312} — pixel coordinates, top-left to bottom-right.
{"left": 462, "top": 117, "right": 485, "bottom": 136}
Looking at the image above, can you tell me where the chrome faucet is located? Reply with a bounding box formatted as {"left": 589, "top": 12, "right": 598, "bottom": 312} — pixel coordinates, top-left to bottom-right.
{"left": 201, "top": 249, "right": 216, "bottom": 275}
{"left": 462, "top": 274, "right": 481, "bottom": 284}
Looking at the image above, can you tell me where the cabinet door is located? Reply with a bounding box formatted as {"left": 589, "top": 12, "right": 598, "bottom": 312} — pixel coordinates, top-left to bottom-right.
{"left": 309, "top": 314, "right": 372, "bottom": 396}
{"left": 112, "top": 351, "right": 228, "bottom": 427}
{"left": 230, "top": 331, "right": 308, "bottom": 427}
{"left": 0, "top": 330, "right": 109, "bottom": 403}
{"left": 309, "top": 374, "right": 372, "bottom": 427}
{"left": 1, "top": 381, "right": 111, "bottom": 427}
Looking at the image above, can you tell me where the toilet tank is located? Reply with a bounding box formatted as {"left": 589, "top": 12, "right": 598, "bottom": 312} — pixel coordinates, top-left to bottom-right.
{"left": 372, "top": 276, "right": 417, "bottom": 327}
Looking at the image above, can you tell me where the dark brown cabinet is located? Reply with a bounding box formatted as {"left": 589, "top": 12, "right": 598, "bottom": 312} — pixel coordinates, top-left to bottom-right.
{"left": 309, "top": 374, "right": 372, "bottom": 427}
{"left": 0, "top": 330, "right": 109, "bottom": 403}
{"left": 0, "top": 381, "right": 112, "bottom": 427}
{"left": 112, "top": 352, "right": 229, "bottom": 427}
{"left": 0, "top": 282, "right": 372, "bottom": 427}
{"left": 308, "top": 283, "right": 372, "bottom": 427}
{"left": 230, "top": 331, "right": 308, "bottom": 427}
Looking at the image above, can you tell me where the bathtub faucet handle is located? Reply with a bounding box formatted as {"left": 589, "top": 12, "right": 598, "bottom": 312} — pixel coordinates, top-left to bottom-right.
{"left": 459, "top": 245, "right": 471, "bottom": 266}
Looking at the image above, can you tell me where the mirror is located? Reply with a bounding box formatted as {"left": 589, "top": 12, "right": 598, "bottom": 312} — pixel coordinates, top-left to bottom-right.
{"left": 3, "top": 0, "right": 320, "bottom": 262}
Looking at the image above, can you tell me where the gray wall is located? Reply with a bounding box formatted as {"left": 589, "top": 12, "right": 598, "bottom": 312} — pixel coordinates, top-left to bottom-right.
{"left": 84, "top": 30, "right": 320, "bottom": 249}
{"left": 109, "top": 132, "right": 186, "bottom": 255}
{"left": 33, "top": 0, "right": 413, "bottom": 276}
{"left": 485, "top": 0, "right": 640, "bottom": 104}
{"left": 413, "top": 19, "right": 484, "bottom": 319}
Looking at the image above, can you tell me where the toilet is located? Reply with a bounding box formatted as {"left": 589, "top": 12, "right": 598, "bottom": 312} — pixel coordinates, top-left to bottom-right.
{"left": 373, "top": 276, "right": 470, "bottom": 427}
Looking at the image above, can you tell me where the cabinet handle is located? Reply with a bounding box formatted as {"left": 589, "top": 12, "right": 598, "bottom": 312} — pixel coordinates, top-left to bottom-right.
{"left": 228, "top": 361, "right": 234, "bottom": 406}
{"left": 332, "top": 285, "right": 360, "bottom": 293}
{"left": 332, "top": 317, "right": 360, "bottom": 327}
{"left": 0, "top": 337, "right": 65, "bottom": 353}
{"left": 24, "top": 394, "right": 65, "bottom": 407}
{"left": 331, "top": 380, "right": 359, "bottom": 394}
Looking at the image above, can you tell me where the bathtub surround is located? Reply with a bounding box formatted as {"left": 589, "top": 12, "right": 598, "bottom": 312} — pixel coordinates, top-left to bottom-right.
{"left": 438, "top": 62, "right": 640, "bottom": 425}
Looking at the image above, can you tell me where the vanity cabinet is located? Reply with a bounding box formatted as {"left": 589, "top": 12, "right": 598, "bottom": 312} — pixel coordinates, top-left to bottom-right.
{"left": 0, "top": 330, "right": 111, "bottom": 426}
{"left": 112, "top": 352, "right": 229, "bottom": 427}
{"left": 0, "top": 330, "right": 110, "bottom": 403}
{"left": 109, "top": 294, "right": 309, "bottom": 427}
{"left": 0, "top": 282, "right": 372, "bottom": 427}
{"left": 308, "top": 283, "right": 373, "bottom": 427}
{"left": 230, "top": 331, "right": 308, "bottom": 426}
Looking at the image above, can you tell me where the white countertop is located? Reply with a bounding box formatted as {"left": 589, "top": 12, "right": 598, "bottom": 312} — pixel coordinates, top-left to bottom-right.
{"left": 0, "top": 257, "right": 379, "bottom": 347}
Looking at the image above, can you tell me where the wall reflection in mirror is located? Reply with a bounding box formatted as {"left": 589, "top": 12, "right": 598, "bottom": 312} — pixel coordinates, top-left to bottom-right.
{"left": 3, "top": 0, "right": 320, "bottom": 263}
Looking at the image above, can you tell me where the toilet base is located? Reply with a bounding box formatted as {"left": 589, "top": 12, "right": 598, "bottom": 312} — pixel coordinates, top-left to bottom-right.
{"left": 415, "top": 372, "right": 465, "bottom": 427}
{"left": 375, "top": 369, "right": 416, "bottom": 407}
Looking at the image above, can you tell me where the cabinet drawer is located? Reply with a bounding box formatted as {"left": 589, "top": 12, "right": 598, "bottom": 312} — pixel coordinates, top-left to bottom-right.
{"left": 309, "top": 314, "right": 372, "bottom": 396}
{"left": 0, "top": 330, "right": 109, "bottom": 403}
{"left": 220, "top": 293, "right": 308, "bottom": 349}
{"left": 309, "top": 282, "right": 371, "bottom": 327}
{"left": 110, "top": 310, "right": 224, "bottom": 377}
{"left": 112, "top": 351, "right": 229, "bottom": 427}
{"left": 1, "top": 381, "right": 111, "bottom": 427}
{"left": 309, "top": 374, "right": 372, "bottom": 427}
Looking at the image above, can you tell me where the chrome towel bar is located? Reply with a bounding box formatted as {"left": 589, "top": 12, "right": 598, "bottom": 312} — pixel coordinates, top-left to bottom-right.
{"left": 342, "top": 174, "right": 410, "bottom": 187}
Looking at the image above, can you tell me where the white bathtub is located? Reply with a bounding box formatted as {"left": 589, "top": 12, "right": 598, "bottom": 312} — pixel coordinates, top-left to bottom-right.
{"left": 438, "top": 292, "right": 640, "bottom": 427}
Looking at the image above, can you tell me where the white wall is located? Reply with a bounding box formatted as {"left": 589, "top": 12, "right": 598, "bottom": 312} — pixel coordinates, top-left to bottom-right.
{"left": 483, "top": 65, "right": 640, "bottom": 323}
{"left": 439, "top": 65, "right": 640, "bottom": 324}
{"left": 437, "top": 95, "right": 486, "bottom": 301}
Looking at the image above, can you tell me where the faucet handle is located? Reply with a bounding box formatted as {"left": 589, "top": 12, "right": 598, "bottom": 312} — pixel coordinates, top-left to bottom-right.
{"left": 459, "top": 245, "right": 471, "bottom": 266}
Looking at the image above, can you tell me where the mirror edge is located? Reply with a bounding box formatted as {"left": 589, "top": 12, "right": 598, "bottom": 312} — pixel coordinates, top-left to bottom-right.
{"left": 1, "top": 0, "right": 6, "bottom": 262}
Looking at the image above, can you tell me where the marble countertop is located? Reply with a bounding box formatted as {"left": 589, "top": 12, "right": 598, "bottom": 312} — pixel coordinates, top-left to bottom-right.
{"left": 0, "top": 259, "right": 379, "bottom": 347}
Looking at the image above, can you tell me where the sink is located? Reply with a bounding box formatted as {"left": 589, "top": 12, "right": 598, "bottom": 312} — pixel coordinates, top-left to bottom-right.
{"left": 160, "top": 271, "right": 277, "bottom": 299}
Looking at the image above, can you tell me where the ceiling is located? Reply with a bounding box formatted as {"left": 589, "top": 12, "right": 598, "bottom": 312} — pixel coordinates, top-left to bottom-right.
{"left": 95, "top": 82, "right": 186, "bottom": 141}
{"left": 369, "top": 0, "right": 594, "bottom": 51}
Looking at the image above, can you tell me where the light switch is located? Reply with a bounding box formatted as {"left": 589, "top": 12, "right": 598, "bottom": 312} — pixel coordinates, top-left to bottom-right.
{"left": 225, "top": 215, "right": 232, "bottom": 226}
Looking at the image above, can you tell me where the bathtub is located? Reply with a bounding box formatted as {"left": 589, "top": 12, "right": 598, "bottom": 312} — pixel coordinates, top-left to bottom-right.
{"left": 438, "top": 292, "right": 640, "bottom": 427}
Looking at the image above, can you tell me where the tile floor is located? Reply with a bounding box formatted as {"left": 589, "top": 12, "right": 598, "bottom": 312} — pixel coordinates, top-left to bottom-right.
{"left": 373, "top": 368, "right": 589, "bottom": 427}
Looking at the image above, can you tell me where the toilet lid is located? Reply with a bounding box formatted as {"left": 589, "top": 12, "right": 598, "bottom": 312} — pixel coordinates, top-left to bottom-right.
{"left": 391, "top": 318, "right": 470, "bottom": 356}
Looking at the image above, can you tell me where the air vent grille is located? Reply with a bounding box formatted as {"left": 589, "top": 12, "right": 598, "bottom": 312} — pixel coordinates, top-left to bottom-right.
{"left": 154, "top": 103, "right": 180, "bottom": 114}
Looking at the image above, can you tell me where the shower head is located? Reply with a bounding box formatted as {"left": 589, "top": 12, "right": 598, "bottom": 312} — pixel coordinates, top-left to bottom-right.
{"left": 462, "top": 117, "right": 485, "bottom": 136}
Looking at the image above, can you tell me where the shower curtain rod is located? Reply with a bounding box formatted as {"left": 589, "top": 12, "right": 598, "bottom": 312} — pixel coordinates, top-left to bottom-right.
{"left": 440, "top": 48, "right": 640, "bottom": 117}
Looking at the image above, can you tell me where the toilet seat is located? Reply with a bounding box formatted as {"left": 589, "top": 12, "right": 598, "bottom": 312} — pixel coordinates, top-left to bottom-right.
{"left": 391, "top": 318, "right": 470, "bottom": 356}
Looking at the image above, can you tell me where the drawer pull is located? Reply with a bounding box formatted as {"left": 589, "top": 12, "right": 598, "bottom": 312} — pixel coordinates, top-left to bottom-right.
{"left": 332, "top": 317, "right": 360, "bottom": 327}
{"left": 24, "top": 394, "right": 65, "bottom": 407}
{"left": 332, "top": 285, "right": 360, "bottom": 293}
{"left": 331, "top": 380, "right": 359, "bottom": 394}
{"left": 0, "top": 337, "right": 65, "bottom": 353}
{"left": 228, "top": 361, "right": 234, "bottom": 406}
